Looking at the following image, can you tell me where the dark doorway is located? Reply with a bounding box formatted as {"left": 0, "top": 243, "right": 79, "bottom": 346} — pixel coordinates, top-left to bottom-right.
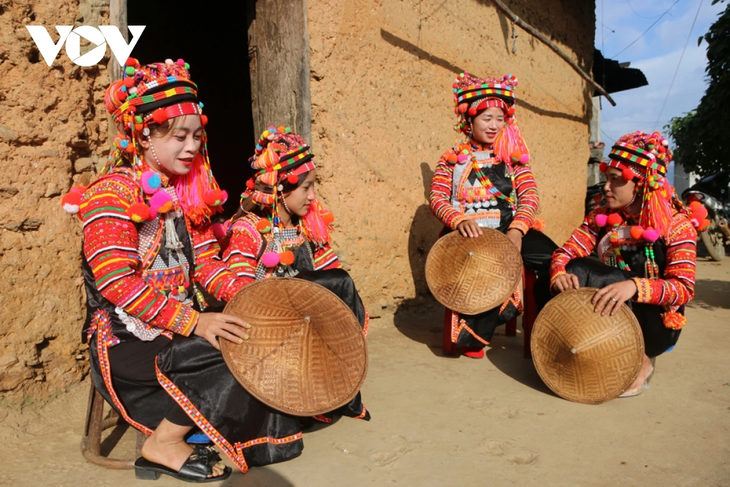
{"left": 127, "top": 0, "right": 254, "bottom": 217}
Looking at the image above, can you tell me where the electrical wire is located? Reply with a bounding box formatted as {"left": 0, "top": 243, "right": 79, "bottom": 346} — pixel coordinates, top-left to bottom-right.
{"left": 653, "top": 0, "right": 704, "bottom": 130}
{"left": 610, "top": 0, "right": 682, "bottom": 58}
{"left": 625, "top": 0, "right": 664, "bottom": 19}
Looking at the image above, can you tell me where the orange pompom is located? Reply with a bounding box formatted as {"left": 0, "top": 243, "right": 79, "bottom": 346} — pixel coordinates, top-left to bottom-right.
{"left": 200, "top": 114, "right": 208, "bottom": 127}
{"left": 606, "top": 213, "right": 624, "bottom": 227}
{"left": 467, "top": 107, "right": 477, "bottom": 117}
{"left": 127, "top": 203, "right": 151, "bottom": 222}
{"left": 279, "top": 250, "right": 295, "bottom": 266}
{"left": 622, "top": 168, "right": 635, "bottom": 181}
{"left": 630, "top": 226, "right": 644, "bottom": 240}
{"left": 599, "top": 162, "right": 608, "bottom": 173}
{"left": 256, "top": 218, "right": 271, "bottom": 233}
{"left": 321, "top": 210, "right": 335, "bottom": 226}
{"left": 446, "top": 153, "right": 458, "bottom": 163}
{"left": 287, "top": 174, "right": 299, "bottom": 185}
{"left": 203, "top": 190, "right": 223, "bottom": 207}
{"left": 246, "top": 178, "right": 255, "bottom": 190}
{"left": 152, "top": 108, "right": 167, "bottom": 125}
{"left": 61, "top": 191, "right": 83, "bottom": 214}
{"left": 458, "top": 103, "right": 468, "bottom": 113}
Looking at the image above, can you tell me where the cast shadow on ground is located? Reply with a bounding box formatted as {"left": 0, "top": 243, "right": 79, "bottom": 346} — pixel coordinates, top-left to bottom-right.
{"left": 222, "top": 467, "right": 295, "bottom": 486}
{"left": 688, "top": 278, "right": 730, "bottom": 311}
{"left": 486, "top": 327, "right": 555, "bottom": 397}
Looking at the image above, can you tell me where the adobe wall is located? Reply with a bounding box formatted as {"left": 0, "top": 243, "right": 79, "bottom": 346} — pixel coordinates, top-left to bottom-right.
{"left": 0, "top": 0, "right": 110, "bottom": 403}
{"left": 307, "top": 0, "right": 595, "bottom": 315}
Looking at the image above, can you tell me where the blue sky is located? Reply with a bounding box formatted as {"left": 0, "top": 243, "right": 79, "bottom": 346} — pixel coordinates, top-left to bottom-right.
{"left": 595, "top": 0, "right": 724, "bottom": 159}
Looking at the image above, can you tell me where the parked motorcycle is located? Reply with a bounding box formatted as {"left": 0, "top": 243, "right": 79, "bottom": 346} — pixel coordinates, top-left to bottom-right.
{"left": 682, "top": 170, "right": 730, "bottom": 261}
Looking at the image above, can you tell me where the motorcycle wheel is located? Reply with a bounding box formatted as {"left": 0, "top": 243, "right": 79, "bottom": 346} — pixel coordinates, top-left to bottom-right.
{"left": 700, "top": 216, "right": 726, "bottom": 261}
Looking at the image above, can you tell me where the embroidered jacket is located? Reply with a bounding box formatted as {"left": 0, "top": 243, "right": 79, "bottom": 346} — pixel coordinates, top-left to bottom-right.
{"left": 550, "top": 207, "right": 697, "bottom": 329}
{"left": 429, "top": 142, "right": 540, "bottom": 234}
{"left": 221, "top": 213, "right": 341, "bottom": 284}
{"left": 79, "top": 168, "right": 244, "bottom": 337}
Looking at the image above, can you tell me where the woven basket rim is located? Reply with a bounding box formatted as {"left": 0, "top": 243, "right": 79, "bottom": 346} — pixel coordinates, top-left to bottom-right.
{"left": 531, "top": 287, "right": 644, "bottom": 404}
{"left": 425, "top": 229, "right": 523, "bottom": 314}
{"left": 221, "top": 277, "right": 368, "bottom": 415}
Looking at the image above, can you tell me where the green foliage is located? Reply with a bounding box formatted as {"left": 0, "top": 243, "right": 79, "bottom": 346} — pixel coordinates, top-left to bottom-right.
{"left": 666, "top": 1, "right": 730, "bottom": 176}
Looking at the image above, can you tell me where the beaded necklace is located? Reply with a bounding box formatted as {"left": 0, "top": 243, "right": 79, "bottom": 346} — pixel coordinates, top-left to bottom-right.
{"left": 605, "top": 221, "right": 659, "bottom": 279}
{"left": 465, "top": 146, "right": 517, "bottom": 209}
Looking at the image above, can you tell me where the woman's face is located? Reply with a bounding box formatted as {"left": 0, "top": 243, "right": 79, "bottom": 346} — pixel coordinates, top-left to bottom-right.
{"left": 603, "top": 167, "right": 637, "bottom": 209}
{"left": 283, "top": 170, "right": 316, "bottom": 217}
{"left": 471, "top": 107, "right": 505, "bottom": 145}
{"left": 140, "top": 115, "right": 202, "bottom": 176}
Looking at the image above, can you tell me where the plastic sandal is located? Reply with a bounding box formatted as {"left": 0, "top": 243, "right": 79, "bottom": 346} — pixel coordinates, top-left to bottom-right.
{"left": 134, "top": 445, "right": 231, "bottom": 483}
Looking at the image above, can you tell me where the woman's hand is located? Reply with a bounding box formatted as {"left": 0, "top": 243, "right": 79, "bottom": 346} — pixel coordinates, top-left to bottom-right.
{"left": 551, "top": 273, "right": 580, "bottom": 294}
{"left": 506, "top": 228, "right": 523, "bottom": 252}
{"left": 457, "top": 220, "right": 483, "bottom": 238}
{"left": 194, "top": 313, "right": 251, "bottom": 350}
{"left": 591, "top": 280, "right": 638, "bottom": 316}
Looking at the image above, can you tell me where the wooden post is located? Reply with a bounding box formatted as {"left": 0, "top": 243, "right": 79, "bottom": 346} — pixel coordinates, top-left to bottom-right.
{"left": 108, "top": 0, "right": 127, "bottom": 83}
{"left": 247, "top": 0, "right": 312, "bottom": 142}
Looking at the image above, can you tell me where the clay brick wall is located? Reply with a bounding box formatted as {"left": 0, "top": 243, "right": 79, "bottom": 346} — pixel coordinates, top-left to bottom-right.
{"left": 0, "top": 0, "right": 110, "bottom": 401}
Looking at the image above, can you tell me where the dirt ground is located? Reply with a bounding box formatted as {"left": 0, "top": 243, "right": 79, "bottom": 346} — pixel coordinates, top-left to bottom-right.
{"left": 1, "top": 258, "right": 729, "bottom": 487}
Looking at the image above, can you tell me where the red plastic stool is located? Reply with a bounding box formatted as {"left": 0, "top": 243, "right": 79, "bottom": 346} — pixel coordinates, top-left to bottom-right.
{"left": 505, "top": 267, "right": 537, "bottom": 358}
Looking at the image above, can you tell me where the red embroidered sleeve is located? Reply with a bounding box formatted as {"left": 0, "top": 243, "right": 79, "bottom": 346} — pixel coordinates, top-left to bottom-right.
{"left": 190, "top": 220, "right": 246, "bottom": 302}
{"left": 80, "top": 175, "right": 198, "bottom": 336}
{"left": 221, "top": 218, "right": 262, "bottom": 286}
{"left": 313, "top": 243, "right": 341, "bottom": 270}
{"left": 550, "top": 209, "right": 603, "bottom": 288}
{"left": 429, "top": 149, "right": 467, "bottom": 230}
{"left": 508, "top": 164, "right": 539, "bottom": 235}
{"left": 632, "top": 214, "right": 697, "bottom": 307}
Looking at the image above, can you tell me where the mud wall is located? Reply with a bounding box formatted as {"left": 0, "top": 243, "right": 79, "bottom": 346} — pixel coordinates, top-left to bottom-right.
{"left": 0, "top": 0, "right": 111, "bottom": 403}
{"left": 307, "top": 0, "right": 594, "bottom": 315}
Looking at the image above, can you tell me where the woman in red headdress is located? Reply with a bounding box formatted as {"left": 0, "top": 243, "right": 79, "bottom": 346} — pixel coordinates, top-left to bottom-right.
{"left": 219, "top": 126, "right": 370, "bottom": 424}
{"left": 66, "top": 59, "right": 306, "bottom": 482}
{"left": 551, "top": 130, "right": 704, "bottom": 396}
{"left": 429, "top": 72, "right": 557, "bottom": 358}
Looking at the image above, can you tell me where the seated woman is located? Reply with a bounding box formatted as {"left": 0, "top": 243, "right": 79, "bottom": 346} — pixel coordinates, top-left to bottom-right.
{"left": 429, "top": 73, "right": 557, "bottom": 358}
{"left": 551, "top": 130, "right": 699, "bottom": 397}
{"left": 219, "top": 126, "right": 370, "bottom": 423}
{"left": 71, "top": 59, "right": 306, "bottom": 482}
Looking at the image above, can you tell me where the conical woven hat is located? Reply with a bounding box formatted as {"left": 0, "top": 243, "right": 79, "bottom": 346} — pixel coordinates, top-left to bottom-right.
{"left": 531, "top": 288, "right": 644, "bottom": 404}
{"left": 425, "top": 229, "right": 522, "bottom": 314}
{"left": 221, "top": 278, "right": 368, "bottom": 416}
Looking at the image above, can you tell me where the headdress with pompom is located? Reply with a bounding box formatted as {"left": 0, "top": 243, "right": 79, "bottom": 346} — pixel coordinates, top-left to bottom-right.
{"left": 598, "top": 130, "right": 681, "bottom": 239}
{"left": 451, "top": 72, "right": 529, "bottom": 165}
{"left": 243, "top": 126, "right": 334, "bottom": 246}
{"left": 62, "top": 58, "right": 225, "bottom": 225}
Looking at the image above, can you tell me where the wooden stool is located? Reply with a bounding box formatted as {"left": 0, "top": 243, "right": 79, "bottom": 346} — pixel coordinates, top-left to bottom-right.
{"left": 505, "top": 267, "right": 537, "bottom": 358}
{"left": 443, "top": 266, "right": 537, "bottom": 358}
{"left": 81, "top": 382, "right": 146, "bottom": 469}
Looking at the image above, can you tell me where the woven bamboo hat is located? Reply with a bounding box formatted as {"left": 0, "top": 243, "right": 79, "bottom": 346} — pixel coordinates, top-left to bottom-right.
{"left": 531, "top": 288, "right": 644, "bottom": 404}
{"left": 425, "top": 229, "right": 522, "bottom": 314}
{"left": 220, "top": 278, "right": 368, "bottom": 416}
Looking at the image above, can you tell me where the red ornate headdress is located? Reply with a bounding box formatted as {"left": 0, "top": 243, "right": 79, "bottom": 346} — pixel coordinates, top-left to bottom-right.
{"left": 62, "top": 58, "right": 225, "bottom": 225}
{"left": 451, "top": 72, "right": 529, "bottom": 165}
{"left": 243, "top": 126, "right": 333, "bottom": 246}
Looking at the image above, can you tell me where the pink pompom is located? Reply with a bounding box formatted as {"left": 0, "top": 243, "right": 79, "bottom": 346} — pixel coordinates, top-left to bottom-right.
{"left": 519, "top": 153, "right": 530, "bottom": 164}
{"left": 141, "top": 171, "right": 162, "bottom": 195}
{"left": 457, "top": 154, "right": 469, "bottom": 164}
{"left": 261, "top": 252, "right": 280, "bottom": 268}
{"left": 149, "top": 190, "right": 173, "bottom": 213}
{"left": 220, "top": 190, "right": 228, "bottom": 205}
{"left": 642, "top": 228, "right": 659, "bottom": 242}
{"left": 594, "top": 214, "right": 608, "bottom": 227}
{"left": 212, "top": 222, "right": 227, "bottom": 242}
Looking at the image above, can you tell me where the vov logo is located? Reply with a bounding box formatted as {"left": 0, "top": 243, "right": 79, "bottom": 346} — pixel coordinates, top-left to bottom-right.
{"left": 25, "top": 25, "right": 145, "bottom": 67}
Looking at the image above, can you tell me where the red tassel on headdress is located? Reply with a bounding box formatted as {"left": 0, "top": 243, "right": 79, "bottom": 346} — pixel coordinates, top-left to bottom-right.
{"left": 301, "top": 198, "right": 333, "bottom": 246}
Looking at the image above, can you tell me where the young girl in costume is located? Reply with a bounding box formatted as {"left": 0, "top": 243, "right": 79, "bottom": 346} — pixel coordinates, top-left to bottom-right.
{"left": 66, "top": 59, "right": 307, "bottom": 482}
{"left": 219, "top": 126, "right": 370, "bottom": 424}
{"left": 551, "top": 130, "right": 703, "bottom": 397}
{"left": 430, "top": 72, "right": 557, "bottom": 358}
